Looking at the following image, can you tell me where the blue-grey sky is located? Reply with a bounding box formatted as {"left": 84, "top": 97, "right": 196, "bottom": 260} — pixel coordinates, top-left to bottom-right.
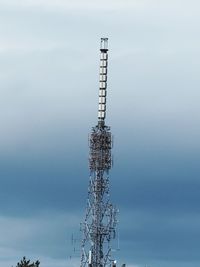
{"left": 0, "top": 0, "right": 200, "bottom": 266}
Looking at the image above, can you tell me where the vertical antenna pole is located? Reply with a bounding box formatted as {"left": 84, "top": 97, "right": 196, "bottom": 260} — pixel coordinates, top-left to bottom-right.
{"left": 98, "top": 38, "right": 109, "bottom": 127}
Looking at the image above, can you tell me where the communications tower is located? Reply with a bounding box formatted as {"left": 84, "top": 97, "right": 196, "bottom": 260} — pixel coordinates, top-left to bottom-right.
{"left": 80, "top": 38, "right": 117, "bottom": 267}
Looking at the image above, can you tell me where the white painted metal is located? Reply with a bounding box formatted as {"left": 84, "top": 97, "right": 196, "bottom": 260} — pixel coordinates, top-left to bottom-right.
{"left": 89, "top": 251, "right": 92, "bottom": 264}
{"left": 100, "top": 60, "right": 107, "bottom": 67}
{"left": 100, "top": 68, "right": 107, "bottom": 74}
{"left": 99, "top": 96, "right": 106, "bottom": 104}
{"left": 99, "top": 90, "right": 106, "bottom": 97}
{"left": 99, "top": 104, "right": 106, "bottom": 111}
{"left": 100, "top": 75, "right": 107, "bottom": 81}
{"left": 99, "top": 82, "right": 106, "bottom": 88}
{"left": 100, "top": 53, "right": 108, "bottom": 60}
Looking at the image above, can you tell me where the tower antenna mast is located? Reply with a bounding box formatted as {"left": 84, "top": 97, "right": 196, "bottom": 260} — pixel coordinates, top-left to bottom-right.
{"left": 80, "top": 38, "right": 117, "bottom": 267}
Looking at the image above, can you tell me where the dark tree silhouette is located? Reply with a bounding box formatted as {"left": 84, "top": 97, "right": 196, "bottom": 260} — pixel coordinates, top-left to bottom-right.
{"left": 16, "top": 257, "right": 40, "bottom": 267}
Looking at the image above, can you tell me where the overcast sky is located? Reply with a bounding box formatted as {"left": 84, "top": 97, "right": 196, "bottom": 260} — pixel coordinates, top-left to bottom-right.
{"left": 0, "top": 0, "right": 200, "bottom": 267}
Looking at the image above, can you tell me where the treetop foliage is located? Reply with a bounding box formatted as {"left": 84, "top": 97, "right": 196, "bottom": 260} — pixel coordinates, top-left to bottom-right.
{"left": 16, "top": 257, "right": 40, "bottom": 267}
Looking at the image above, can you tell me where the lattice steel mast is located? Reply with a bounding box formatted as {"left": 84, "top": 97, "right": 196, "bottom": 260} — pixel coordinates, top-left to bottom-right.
{"left": 80, "top": 38, "right": 117, "bottom": 267}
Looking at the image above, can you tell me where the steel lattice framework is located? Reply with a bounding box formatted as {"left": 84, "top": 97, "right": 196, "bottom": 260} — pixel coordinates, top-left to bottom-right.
{"left": 80, "top": 38, "right": 117, "bottom": 267}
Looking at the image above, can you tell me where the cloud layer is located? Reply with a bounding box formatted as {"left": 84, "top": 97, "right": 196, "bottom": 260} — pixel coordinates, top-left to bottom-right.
{"left": 0, "top": 0, "right": 200, "bottom": 266}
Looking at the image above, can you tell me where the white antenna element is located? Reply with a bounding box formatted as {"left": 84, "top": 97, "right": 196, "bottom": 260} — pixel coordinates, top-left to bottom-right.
{"left": 89, "top": 250, "right": 92, "bottom": 265}
{"left": 98, "top": 38, "right": 108, "bottom": 122}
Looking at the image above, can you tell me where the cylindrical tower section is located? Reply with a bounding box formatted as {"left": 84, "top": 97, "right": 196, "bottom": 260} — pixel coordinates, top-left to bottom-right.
{"left": 89, "top": 127, "right": 112, "bottom": 172}
{"left": 98, "top": 38, "right": 108, "bottom": 124}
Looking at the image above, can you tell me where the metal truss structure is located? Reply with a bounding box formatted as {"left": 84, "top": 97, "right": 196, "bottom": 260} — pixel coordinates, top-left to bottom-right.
{"left": 80, "top": 38, "right": 117, "bottom": 267}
